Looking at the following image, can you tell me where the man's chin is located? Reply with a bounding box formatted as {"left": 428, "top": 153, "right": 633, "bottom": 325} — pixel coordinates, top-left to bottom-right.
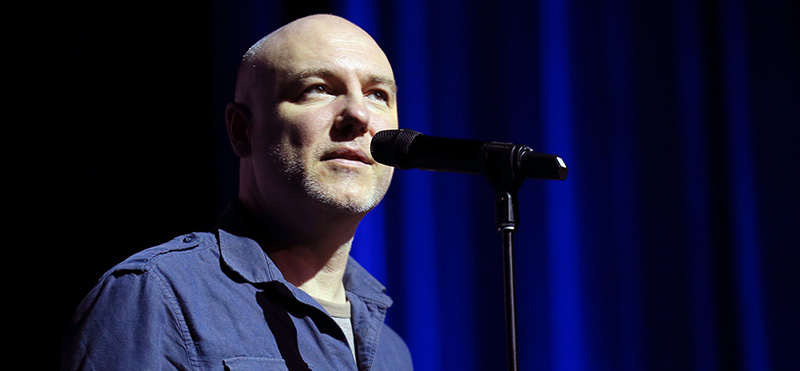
{"left": 321, "top": 188, "right": 387, "bottom": 215}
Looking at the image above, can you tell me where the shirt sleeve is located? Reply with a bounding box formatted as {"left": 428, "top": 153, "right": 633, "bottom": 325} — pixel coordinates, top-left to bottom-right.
{"left": 60, "top": 269, "right": 194, "bottom": 370}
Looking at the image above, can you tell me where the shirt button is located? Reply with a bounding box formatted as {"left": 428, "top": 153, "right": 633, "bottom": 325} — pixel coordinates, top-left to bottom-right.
{"left": 183, "top": 235, "right": 195, "bottom": 243}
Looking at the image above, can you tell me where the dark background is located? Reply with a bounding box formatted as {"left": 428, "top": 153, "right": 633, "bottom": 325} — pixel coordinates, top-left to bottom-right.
{"left": 10, "top": 0, "right": 798, "bottom": 370}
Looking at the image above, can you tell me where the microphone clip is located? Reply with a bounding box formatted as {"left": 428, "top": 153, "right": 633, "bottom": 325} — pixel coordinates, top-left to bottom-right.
{"left": 479, "top": 142, "right": 529, "bottom": 232}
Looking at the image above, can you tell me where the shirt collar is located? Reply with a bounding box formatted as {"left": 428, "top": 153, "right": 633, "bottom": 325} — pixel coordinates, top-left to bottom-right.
{"left": 343, "top": 258, "right": 392, "bottom": 308}
{"left": 216, "top": 199, "right": 393, "bottom": 308}
{"left": 218, "top": 228, "right": 284, "bottom": 284}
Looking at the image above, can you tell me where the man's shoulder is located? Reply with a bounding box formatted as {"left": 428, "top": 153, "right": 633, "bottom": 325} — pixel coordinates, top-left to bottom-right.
{"left": 108, "top": 232, "right": 219, "bottom": 276}
{"left": 80, "top": 231, "right": 224, "bottom": 312}
{"left": 63, "top": 232, "right": 222, "bottom": 370}
{"left": 374, "top": 323, "right": 414, "bottom": 369}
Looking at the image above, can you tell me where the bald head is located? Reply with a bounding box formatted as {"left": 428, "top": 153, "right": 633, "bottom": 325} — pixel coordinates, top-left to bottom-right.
{"left": 234, "top": 14, "right": 394, "bottom": 105}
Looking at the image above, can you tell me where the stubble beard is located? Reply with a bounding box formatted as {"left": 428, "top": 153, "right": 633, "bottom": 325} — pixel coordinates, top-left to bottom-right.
{"left": 271, "top": 145, "right": 391, "bottom": 215}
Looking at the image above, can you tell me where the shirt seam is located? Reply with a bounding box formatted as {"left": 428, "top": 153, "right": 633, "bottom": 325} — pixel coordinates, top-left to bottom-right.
{"left": 143, "top": 236, "right": 213, "bottom": 371}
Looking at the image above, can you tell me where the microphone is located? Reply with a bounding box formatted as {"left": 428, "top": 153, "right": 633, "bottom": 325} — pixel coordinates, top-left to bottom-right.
{"left": 370, "top": 129, "right": 568, "bottom": 180}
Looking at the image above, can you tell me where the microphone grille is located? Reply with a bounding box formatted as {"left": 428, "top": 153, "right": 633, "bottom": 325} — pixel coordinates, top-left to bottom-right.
{"left": 371, "top": 129, "right": 422, "bottom": 168}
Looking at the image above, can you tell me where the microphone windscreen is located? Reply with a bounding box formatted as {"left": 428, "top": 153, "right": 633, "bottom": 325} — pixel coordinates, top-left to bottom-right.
{"left": 371, "top": 129, "right": 422, "bottom": 168}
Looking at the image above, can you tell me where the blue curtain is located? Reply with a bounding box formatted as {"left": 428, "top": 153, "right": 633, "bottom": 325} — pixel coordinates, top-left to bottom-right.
{"left": 212, "top": 0, "right": 799, "bottom": 370}
{"left": 23, "top": 0, "right": 796, "bottom": 369}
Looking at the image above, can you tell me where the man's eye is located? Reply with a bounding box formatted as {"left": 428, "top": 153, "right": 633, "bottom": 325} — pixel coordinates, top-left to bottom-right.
{"left": 367, "top": 90, "right": 388, "bottom": 102}
{"left": 295, "top": 84, "right": 332, "bottom": 102}
{"left": 307, "top": 85, "right": 329, "bottom": 95}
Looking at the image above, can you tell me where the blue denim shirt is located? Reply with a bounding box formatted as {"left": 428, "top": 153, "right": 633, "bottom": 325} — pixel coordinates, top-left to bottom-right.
{"left": 61, "top": 215, "right": 412, "bottom": 370}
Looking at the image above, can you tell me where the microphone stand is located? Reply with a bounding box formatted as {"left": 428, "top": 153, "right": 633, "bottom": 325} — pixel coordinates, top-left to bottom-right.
{"left": 370, "top": 128, "right": 569, "bottom": 370}
{"left": 481, "top": 144, "right": 528, "bottom": 371}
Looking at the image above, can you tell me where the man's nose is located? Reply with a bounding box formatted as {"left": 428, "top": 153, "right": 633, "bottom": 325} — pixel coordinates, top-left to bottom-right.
{"left": 333, "top": 94, "right": 370, "bottom": 138}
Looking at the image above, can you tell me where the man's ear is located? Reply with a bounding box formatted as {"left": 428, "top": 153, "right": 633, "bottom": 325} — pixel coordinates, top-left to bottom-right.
{"left": 225, "top": 102, "right": 253, "bottom": 158}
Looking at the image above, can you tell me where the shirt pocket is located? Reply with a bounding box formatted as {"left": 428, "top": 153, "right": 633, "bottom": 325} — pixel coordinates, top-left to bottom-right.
{"left": 223, "top": 357, "right": 289, "bottom": 370}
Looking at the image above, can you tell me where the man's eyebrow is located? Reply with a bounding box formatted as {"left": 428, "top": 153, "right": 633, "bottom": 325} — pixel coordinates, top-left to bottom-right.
{"left": 371, "top": 76, "right": 398, "bottom": 96}
{"left": 287, "top": 68, "right": 398, "bottom": 95}
{"left": 289, "top": 68, "right": 334, "bottom": 80}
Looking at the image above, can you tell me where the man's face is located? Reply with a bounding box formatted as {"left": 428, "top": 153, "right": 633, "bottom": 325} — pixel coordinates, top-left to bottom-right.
{"left": 246, "top": 23, "right": 398, "bottom": 215}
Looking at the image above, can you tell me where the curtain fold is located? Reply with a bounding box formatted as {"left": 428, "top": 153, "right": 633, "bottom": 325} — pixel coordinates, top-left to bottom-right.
{"left": 220, "top": 1, "right": 798, "bottom": 369}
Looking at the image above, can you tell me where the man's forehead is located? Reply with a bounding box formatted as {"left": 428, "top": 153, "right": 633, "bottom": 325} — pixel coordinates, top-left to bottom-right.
{"left": 270, "top": 28, "right": 388, "bottom": 63}
{"left": 261, "top": 28, "right": 393, "bottom": 79}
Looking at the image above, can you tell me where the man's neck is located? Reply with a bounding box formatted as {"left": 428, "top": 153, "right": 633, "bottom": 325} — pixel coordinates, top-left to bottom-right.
{"left": 268, "top": 241, "right": 352, "bottom": 303}
{"left": 240, "top": 198, "right": 364, "bottom": 304}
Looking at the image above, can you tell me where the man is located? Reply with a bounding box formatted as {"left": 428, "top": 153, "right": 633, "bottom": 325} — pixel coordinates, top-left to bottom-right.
{"left": 61, "top": 14, "right": 412, "bottom": 370}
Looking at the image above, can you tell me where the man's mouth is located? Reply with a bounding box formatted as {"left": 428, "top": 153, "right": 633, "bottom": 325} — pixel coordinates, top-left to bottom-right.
{"left": 321, "top": 147, "right": 373, "bottom": 165}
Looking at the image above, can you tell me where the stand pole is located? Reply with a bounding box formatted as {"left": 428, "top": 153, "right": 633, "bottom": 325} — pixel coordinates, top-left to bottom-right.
{"left": 495, "top": 190, "right": 519, "bottom": 371}
{"left": 501, "top": 227, "right": 518, "bottom": 371}
{"left": 485, "top": 146, "right": 526, "bottom": 371}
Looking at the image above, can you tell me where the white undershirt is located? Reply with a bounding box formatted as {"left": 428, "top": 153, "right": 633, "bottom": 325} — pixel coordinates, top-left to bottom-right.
{"left": 314, "top": 297, "right": 356, "bottom": 362}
